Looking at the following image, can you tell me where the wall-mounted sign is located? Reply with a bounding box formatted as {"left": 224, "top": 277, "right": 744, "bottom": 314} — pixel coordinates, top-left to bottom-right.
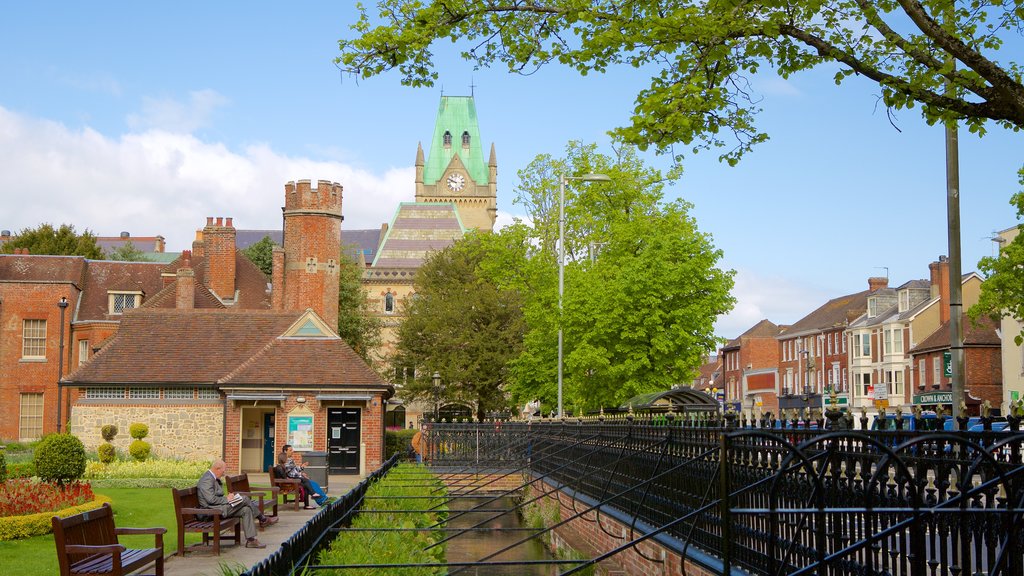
{"left": 288, "top": 414, "right": 314, "bottom": 451}
{"left": 913, "top": 392, "right": 953, "bottom": 405}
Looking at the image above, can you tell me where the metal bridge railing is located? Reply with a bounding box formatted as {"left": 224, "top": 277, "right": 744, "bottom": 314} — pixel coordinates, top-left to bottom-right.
{"left": 424, "top": 413, "right": 1024, "bottom": 576}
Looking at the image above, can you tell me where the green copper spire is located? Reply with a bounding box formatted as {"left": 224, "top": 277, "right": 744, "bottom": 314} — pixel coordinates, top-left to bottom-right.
{"left": 423, "top": 96, "right": 488, "bottom": 186}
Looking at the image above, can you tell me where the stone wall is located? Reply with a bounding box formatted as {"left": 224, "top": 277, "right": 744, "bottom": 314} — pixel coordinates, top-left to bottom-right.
{"left": 71, "top": 405, "right": 223, "bottom": 460}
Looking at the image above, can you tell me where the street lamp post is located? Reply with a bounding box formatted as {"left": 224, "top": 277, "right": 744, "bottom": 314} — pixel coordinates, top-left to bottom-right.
{"left": 56, "top": 296, "right": 69, "bottom": 433}
{"left": 558, "top": 172, "right": 611, "bottom": 418}
{"left": 431, "top": 371, "right": 441, "bottom": 421}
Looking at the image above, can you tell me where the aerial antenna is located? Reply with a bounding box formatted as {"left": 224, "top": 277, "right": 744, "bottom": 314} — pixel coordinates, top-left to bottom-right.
{"left": 875, "top": 266, "right": 889, "bottom": 280}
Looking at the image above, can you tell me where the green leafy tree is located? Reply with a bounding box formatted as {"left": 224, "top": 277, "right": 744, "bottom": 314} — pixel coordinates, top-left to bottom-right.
{"left": 338, "top": 248, "right": 383, "bottom": 362}
{"left": 106, "top": 241, "right": 151, "bottom": 262}
{"left": 1, "top": 223, "right": 102, "bottom": 258}
{"left": 338, "top": 1, "right": 1023, "bottom": 164}
{"left": 394, "top": 232, "right": 526, "bottom": 419}
{"left": 969, "top": 184, "right": 1024, "bottom": 345}
{"left": 241, "top": 235, "right": 276, "bottom": 276}
{"left": 502, "top": 143, "right": 734, "bottom": 412}
{"left": 33, "top": 433, "right": 87, "bottom": 486}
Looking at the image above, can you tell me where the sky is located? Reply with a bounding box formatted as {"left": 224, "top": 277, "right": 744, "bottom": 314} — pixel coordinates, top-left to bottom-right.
{"left": 1, "top": 2, "right": 1020, "bottom": 339}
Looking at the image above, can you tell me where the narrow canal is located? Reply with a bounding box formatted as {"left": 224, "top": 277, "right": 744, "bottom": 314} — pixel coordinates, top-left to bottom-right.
{"left": 445, "top": 495, "right": 558, "bottom": 575}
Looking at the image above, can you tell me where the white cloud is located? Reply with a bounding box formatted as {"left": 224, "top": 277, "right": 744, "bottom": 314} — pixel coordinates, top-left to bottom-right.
{"left": 0, "top": 106, "right": 411, "bottom": 250}
{"left": 126, "top": 89, "right": 230, "bottom": 133}
{"left": 714, "top": 269, "right": 830, "bottom": 338}
{"left": 756, "top": 76, "right": 801, "bottom": 97}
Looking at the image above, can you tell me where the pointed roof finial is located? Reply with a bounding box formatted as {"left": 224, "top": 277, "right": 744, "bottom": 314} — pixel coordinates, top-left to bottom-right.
{"left": 416, "top": 142, "right": 425, "bottom": 166}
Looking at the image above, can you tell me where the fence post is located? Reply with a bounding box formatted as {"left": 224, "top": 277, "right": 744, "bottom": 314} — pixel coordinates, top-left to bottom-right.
{"left": 719, "top": 432, "right": 732, "bottom": 574}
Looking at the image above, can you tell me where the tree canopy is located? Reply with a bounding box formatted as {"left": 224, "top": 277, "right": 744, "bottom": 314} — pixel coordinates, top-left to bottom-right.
{"left": 338, "top": 248, "right": 383, "bottom": 363}
{"left": 338, "top": 0, "right": 1024, "bottom": 164}
{"left": 394, "top": 232, "right": 526, "bottom": 419}
{"left": 969, "top": 186, "right": 1024, "bottom": 345}
{"left": 106, "top": 241, "right": 151, "bottom": 262}
{"left": 1, "top": 223, "right": 103, "bottom": 258}
{"left": 241, "top": 235, "right": 276, "bottom": 276}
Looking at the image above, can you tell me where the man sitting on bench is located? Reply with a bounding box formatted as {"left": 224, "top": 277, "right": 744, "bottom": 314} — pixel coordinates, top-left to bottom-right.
{"left": 198, "top": 460, "right": 278, "bottom": 549}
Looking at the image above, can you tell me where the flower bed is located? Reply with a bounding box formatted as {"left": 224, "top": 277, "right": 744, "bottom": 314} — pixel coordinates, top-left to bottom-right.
{"left": 0, "top": 478, "right": 111, "bottom": 540}
{"left": 84, "top": 458, "right": 209, "bottom": 480}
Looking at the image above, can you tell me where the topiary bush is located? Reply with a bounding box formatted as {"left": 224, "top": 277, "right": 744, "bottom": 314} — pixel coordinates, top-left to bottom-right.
{"left": 129, "top": 440, "right": 151, "bottom": 462}
{"left": 97, "top": 443, "right": 116, "bottom": 464}
{"left": 129, "top": 423, "right": 149, "bottom": 440}
{"left": 33, "top": 433, "right": 87, "bottom": 486}
{"left": 101, "top": 424, "right": 118, "bottom": 442}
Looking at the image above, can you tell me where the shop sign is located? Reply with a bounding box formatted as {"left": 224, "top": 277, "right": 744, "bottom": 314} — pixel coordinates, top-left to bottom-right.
{"left": 913, "top": 391, "right": 953, "bottom": 405}
{"left": 823, "top": 395, "right": 849, "bottom": 406}
{"left": 943, "top": 352, "right": 952, "bottom": 377}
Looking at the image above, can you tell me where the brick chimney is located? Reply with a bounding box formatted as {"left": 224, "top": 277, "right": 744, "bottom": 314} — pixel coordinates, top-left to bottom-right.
{"left": 867, "top": 277, "right": 888, "bottom": 291}
{"left": 204, "top": 216, "right": 236, "bottom": 301}
{"left": 176, "top": 250, "right": 194, "bottom": 309}
{"left": 271, "top": 246, "right": 285, "bottom": 311}
{"left": 930, "top": 256, "right": 951, "bottom": 324}
{"left": 191, "top": 227, "right": 205, "bottom": 259}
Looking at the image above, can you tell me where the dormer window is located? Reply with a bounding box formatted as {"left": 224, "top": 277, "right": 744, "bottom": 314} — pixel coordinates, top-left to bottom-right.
{"left": 898, "top": 290, "right": 909, "bottom": 312}
{"left": 867, "top": 297, "right": 879, "bottom": 318}
{"left": 443, "top": 131, "right": 452, "bottom": 148}
{"left": 462, "top": 131, "right": 470, "bottom": 147}
{"left": 109, "top": 291, "right": 142, "bottom": 315}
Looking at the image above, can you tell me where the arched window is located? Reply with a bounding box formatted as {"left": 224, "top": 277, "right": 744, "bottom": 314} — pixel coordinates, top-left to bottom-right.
{"left": 461, "top": 131, "right": 470, "bottom": 146}
{"left": 384, "top": 292, "right": 395, "bottom": 314}
{"left": 443, "top": 131, "right": 452, "bottom": 147}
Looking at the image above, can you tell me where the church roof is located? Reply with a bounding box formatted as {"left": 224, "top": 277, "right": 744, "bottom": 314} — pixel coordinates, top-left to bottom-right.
{"left": 234, "top": 228, "right": 381, "bottom": 263}
{"left": 423, "top": 96, "right": 489, "bottom": 186}
{"left": 371, "top": 203, "right": 465, "bottom": 268}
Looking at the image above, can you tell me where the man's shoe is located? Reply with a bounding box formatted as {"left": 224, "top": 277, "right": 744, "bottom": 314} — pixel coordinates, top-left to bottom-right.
{"left": 259, "top": 516, "right": 279, "bottom": 528}
{"left": 246, "top": 538, "right": 267, "bottom": 549}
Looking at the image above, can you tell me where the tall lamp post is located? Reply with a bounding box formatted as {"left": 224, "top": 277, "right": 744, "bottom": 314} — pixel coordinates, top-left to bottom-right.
{"left": 56, "top": 296, "right": 69, "bottom": 433}
{"left": 431, "top": 371, "right": 442, "bottom": 421}
{"left": 558, "top": 172, "right": 611, "bottom": 418}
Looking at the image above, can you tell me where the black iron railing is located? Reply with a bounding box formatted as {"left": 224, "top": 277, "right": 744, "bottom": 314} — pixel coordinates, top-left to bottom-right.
{"left": 241, "top": 455, "right": 398, "bottom": 576}
{"left": 424, "top": 413, "right": 1024, "bottom": 575}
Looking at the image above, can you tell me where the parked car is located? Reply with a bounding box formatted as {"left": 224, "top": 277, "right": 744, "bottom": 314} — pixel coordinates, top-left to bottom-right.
{"left": 871, "top": 411, "right": 945, "bottom": 431}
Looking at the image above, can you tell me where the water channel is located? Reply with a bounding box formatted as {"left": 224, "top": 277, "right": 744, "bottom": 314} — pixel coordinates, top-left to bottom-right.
{"left": 444, "top": 495, "right": 559, "bottom": 575}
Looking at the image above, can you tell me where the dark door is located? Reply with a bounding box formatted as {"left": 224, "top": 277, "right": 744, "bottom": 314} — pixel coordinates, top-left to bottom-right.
{"left": 262, "top": 413, "right": 276, "bottom": 472}
{"left": 327, "top": 408, "right": 360, "bottom": 474}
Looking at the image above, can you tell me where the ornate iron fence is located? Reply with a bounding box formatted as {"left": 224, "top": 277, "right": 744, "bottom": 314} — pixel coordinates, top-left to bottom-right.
{"left": 424, "top": 413, "right": 1024, "bottom": 575}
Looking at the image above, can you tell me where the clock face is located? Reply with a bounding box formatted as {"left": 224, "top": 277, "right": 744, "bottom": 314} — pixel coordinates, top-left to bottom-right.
{"left": 446, "top": 172, "right": 466, "bottom": 193}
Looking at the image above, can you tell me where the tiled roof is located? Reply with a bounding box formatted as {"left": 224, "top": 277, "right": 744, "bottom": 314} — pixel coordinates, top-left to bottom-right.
{"left": 371, "top": 203, "right": 464, "bottom": 268}
{"left": 96, "top": 236, "right": 164, "bottom": 254}
{"left": 910, "top": 316, "right": 1002, "bottom": 354}
{"left": 65, "top": 309, "right": 385, "bottom": 390}
{"left": 234, "top": 230, "right": 283, "bottom": 249}
{"left": 150, "top": 251, "right": 271, "bottom": 310}
{"left": 0, "top": 254, "right": 87, "bottom": 285}
{"left": 76, "top": 260, "right": 167, "bottom": 321}
{"left": 423, "top": 96, "right": 489, "bottom": 185}
{"left": 234, "top": 228, "right": 382, "bottom": 264}
{"left": 783, "top": 289, "right": 872, "bottom": 336}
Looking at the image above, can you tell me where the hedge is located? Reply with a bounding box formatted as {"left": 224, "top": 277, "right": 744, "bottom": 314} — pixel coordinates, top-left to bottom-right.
{"left": 0, "top": 495, "right": 112, "bottom": 541}
{"left": 385, "top": 429, "right": 417, "bottom": 459}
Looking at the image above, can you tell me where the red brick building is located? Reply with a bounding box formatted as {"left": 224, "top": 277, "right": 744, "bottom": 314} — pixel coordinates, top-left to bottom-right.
{"left": 718, "top": 320, "right": 786, "bottom": 416}
{"left": 909, "top": 316, "right": 1002, "bottom": 413}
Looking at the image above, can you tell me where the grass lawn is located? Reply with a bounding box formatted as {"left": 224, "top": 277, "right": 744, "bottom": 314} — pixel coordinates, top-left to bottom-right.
{"left": 0, "top": 487, "right": 203, "bottom": 576}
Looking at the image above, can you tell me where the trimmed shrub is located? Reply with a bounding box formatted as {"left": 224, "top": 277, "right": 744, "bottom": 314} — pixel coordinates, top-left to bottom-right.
{"left": 384, "top": 429, "right": 417, "bottom": 459}
{"left": 100, "top": 424, "right": 118, "bottom": 442}
{"left": 0, "top": 495, "right": 111, "bottom": 541}
{"left": 6, "top": 462, "right": 34, "bottom": 479}
{"left": 129, "top": 440, "right": 151, "bottom": 462}
{"left": 97, "top": 443, "right": 116, "bottom": 464}
{"left": 33, "top": 434, "right": 86, "bottom": 486}
{"left": 129, "top": 423, "right": 149, "bottom": 440}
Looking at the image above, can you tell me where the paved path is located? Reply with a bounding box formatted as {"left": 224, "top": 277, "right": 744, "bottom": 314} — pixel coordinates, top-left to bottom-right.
{"left": 160, "top": 473, "right": 362, "bottom": 576}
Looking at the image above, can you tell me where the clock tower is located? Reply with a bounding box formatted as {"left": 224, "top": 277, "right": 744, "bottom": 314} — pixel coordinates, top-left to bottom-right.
{"left": 414, "top": 95, "right": 498, "bottom": 231}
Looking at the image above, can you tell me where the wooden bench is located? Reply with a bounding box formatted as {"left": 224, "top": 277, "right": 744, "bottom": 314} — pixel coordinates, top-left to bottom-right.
{"left": 52, "top": 502, "right": 165, "bottom": 576}
{"left": 268, "top": 465, "right": 303, "bottom": 510}
{"left": 225, "top": 472, "right": 279, "bottom": 518}
{"left": 171, "top": 486, "right": 240, "bottom": 556}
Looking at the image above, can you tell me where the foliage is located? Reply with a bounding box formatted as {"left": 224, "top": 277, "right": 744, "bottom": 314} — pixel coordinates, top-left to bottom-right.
{"left": 970, "top": 181, "right": 1024, "bottom": 345}
{"left": 97, "top": 443, "right": 116, "bottom": 464}
{"left": 33, "top": 434, "right": 86, "bottom": 486}
{"left": 5, "top": 462, "right": 34, "bottom": 479}
{"left": 319, "top": 463, "right": 447, "bottom": 575}
{"left": 337, "top": 248, "right": 383, "bottom": 362}
{"left": 128, "top": 440, "right": 152, "bottom": 462}
{"left": 129, "top": 423, "right": 149, "bottom": 440}
{"left": 385, "top": 429, "right": 417, "bottom": 459}
{"left": 214, "top": 562, "right": 248, "bottom": 576}
{"left": 0, "top": 493, "right": 110, "bottom": 541}
{"left": 394, "top": 232, "right": 527, "bottom": 419}
{"left": 0, "top": 451, "right": 5, "bottom": 484}
{"left": 87, "top": 477, "right": 199, "bottom": 489}
{"left": 83, "top": 458, "right": 210, "bottom": 480}
{"left": 100, "top": 424, "right": 118, "bottom": 442}
{"left": 0, "top": 223, "right": 103, "bottom": 258}
{"left": 241, "top": 235, "right": 277, "bottom": 276}
{"left": 338, "top": 0, "right": 1024, "bottom": 165}
{"left": 105, "top": 241, "right": 151, "bottom": 262}
{"left": 0, "top": 479, "right": 94, "bottom": 519}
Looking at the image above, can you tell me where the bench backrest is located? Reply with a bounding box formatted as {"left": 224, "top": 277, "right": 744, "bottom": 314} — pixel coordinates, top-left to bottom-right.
{"left": 224, "top": 473, "right": 251, "bottom": 493}
{"left": 52, "top": 503, "right": 118, "bottom": 575}
{"left": 171, "top": 486, "right": 202, "bottom": 523}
